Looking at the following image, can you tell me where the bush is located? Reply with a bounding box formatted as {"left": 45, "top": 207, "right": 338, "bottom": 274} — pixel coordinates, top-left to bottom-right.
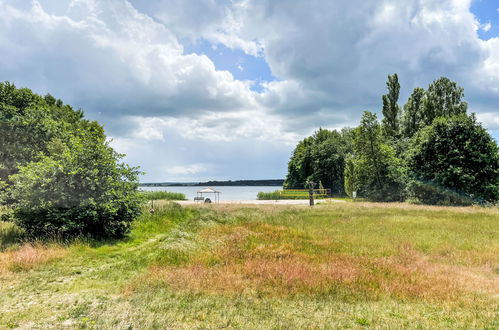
{"left": 9, "top": 127, "right": 142, "bottom": 239}
{"left": 406, "top": 181, "right": 476, "bottom": 206}
{"left": 408, "top": 115, "right": 499, "bottom": 204}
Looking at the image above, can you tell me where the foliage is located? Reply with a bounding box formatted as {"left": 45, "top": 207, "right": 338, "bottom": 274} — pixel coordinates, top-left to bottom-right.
{"left": 1, "top": 82, "right": 142, "bottom": 239}
{"left": 381, "top": 73, "right": 401, "bottom": 138}
{"left": 139, "top": 191, "right": 186, "bottom": 201}
{"left": 0, "top": 82, "right": 83, "bottom": 186}
{"left": 284, "top": 128, "right": 352, "bottom": 195}
{"left": 422, "top": 77, "right": 467, "bottom": 125}
{"left": 284, "top": 75, "right": 497, "bottom": 205}
{"left": 257, "top": 190, "right": 307, "bottom": 200}
{"left": 401, "top": 87, "right": 425, "bottom": 138}
{"left": 407, "top": 115, "right": 499, "bottom": 204}
{"left": 406, "top": 181, "right": 476, "bottom": 206}
{"left": 343, "top": 154, "right": 359, "bottom": 198}
{"left": 352, "top": 112, "right": 406, "bottom": 201}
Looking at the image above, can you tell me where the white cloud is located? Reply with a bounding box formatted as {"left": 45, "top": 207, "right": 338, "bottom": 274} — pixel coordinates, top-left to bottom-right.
{"left": 2, "top": 0, "right": 499, "bottom": 181}
{"left": 0, "top": 0, "right": 257, "bottom": 118}
{"left": 481, "top": 22, "right": 492, "bottom": 32}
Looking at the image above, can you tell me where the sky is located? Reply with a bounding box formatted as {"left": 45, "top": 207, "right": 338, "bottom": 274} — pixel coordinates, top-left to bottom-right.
{"left": 0, "top": 0, "right": 498, "bottom": 182}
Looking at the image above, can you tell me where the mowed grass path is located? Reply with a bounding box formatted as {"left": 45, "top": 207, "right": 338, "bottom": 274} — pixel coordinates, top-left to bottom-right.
{"left": 0, "top": 202, "right": 498, "bottom": 329}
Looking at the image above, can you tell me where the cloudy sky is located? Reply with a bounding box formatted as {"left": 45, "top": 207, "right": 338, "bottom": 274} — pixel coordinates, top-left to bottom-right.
{"left": 1, "top": 0, "right": 498, "bottom": 182}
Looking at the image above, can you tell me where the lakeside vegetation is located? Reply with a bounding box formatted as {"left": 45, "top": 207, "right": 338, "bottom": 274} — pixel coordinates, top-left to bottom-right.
{"left": 138, "top": 190, "right": 186, "bottom": 201}
{"left": 0, "top": 202, "right": 497, "bottom": 328}
{"left": 284, "top": 75, "right": 499, "bottom": 206}
{"left": 257, "top": 189, "right": 329, "bottom": 200}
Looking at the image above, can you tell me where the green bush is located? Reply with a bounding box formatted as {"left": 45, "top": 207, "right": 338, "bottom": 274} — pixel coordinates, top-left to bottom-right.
{"left": 406, "top": 181, "right": 475, "bottom": 206}
{"left": 1, "top": 83, "right": 142, "bottom": 239}
{"left": 9, "top": 126, "right": 142, "bottom": 239}
{"left": 408, "top": 115, "right": 499, "bottom": 204}
{"left": 139, "top": 191, "right": 186, "bottom": 201}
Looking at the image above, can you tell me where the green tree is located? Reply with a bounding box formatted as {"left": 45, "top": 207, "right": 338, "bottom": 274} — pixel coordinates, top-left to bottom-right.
{"left": 0, "top": 82, "right": 84, "bottom": 185}
{"left": 401, "top": 87, "right": 425, "bottom": 138}
{"left": 284, "top": 128, "right": 351, "bottom": 195}
{"left": 354, "top": 112, "right": 405, "bottom": 201}
{"left": 343, "top": 154, "right": 359, "bottom": 198}
{"left": 1, "top": 82, "right": 142, "bottom": 238}
{"left": 422, "top": 77, "right": 467, "bottom": 125}
{"left": 408, "top": 115, "right": 498, "bottom": 204}
{"left": 381, "top": 73, "right": 401, "bottom": 138}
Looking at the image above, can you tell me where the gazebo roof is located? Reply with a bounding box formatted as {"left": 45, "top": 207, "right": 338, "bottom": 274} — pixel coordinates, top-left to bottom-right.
{"left": 197, "top": 187, "right": 220, "bottom": 193}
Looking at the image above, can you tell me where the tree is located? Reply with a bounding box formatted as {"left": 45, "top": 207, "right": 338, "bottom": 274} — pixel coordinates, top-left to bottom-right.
{"left": 422, "top": 77, "right": 467, "bottom": 125}
{"left": 381, "top": 73, "right": 401, "bottom": 138}
{"left": 408, "top": 115, "right": 499, "bottom": 204}
{"left": 0, "top": 82, "right": 83, "bottom": 185}
{"left": 353, "top": 112, "right": 405, "bottom": 201}
{"left": 284, "top": 128, "right": 351, "bottom": 195}
{"left": 1, "top": 82, "right": 142, "bottom": 238}
{"left": 401, "top": 87, "right": 425, "bottom": 138}
{"left": 343, "top": 154, "right": 359, "bottom": 198}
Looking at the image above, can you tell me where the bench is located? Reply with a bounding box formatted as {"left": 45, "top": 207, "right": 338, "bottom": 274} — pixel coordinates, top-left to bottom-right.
{"left": 194, "top": 197, "right": 204, "bottom": 202}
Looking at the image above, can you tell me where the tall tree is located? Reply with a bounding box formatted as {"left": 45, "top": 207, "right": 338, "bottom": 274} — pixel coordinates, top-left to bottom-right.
{"left": 354, "top": 111, "right": 405, "bottom": 201}
{"left": 401, "top": 87, "right": 425, "bottom": 138}
{"left": 381, "top": 73, "right": 401, "bottom": 138}
{"left": 284, "top": 128, "right": 351, "bottom": 195}
{"left": 422, "top": 77, "right": 467, "bottom": 125}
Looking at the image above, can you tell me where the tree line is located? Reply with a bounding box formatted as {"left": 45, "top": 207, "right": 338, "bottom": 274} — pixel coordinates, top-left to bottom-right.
{"left": 284, "top": 75, "right": 499, "bottom": 205}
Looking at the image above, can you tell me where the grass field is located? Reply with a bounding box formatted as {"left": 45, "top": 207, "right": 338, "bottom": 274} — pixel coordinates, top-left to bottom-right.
{"left": 0, "top": 202, "right": 498, "bottom": 328}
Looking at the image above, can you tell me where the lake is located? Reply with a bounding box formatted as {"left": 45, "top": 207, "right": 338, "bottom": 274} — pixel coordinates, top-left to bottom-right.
{"left": 139, "top": 186, "right": 282, "bottom": 201}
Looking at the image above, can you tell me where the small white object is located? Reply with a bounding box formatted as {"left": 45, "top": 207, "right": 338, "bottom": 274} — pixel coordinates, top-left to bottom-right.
{"left": 352, "top": 191, "right": 357, "bottom": 199}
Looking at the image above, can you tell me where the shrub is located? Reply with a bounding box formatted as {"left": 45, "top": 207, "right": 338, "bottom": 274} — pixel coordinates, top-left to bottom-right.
{"left": 406, "top": 180, "right": 475, "bottom": 206}
{"left": 408, "top": 115, "right": 499, "bottom": 204}
{"left": 9, "top": 127, "right": 142, "bottom": 239}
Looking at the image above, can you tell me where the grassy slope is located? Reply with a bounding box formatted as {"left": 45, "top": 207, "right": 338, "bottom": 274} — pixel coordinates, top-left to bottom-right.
{"left": 0, "top": 202, "right": 498, "bottom": 329}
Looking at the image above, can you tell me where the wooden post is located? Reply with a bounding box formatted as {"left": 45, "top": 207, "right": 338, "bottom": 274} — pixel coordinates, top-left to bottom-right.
{"left": 308, "top": 181, "right": 315, "bottom": 207}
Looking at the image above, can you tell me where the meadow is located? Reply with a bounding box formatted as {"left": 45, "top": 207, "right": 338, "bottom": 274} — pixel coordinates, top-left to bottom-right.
{"left": 0, "top": 201, "right": 498, "bottom": 329}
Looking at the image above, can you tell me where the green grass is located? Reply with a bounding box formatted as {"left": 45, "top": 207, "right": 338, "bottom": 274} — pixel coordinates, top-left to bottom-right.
{"left": 257, "top": 189, "right": 329, "bottom": 200}
{"left": 0, "top": 202, "right": 498, "bottom": 328}
{"left": 138, "top": 190, "right": 186, "bottom": 201}
{"left": 0, "top": 221, "right": 24, "bottom": 251}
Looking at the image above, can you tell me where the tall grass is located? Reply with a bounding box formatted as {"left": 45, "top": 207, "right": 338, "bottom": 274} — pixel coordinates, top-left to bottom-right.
{"left": 0, "top": 221, "right": 24, "bottom": 250}
{"left": 139, "top": 190, "right": 186, "bottom": 201}
{"left": 257, "top": 190, "right": 327, "bottom": 200}
{"left": 1, "top": 202, "right": 498, "bottom": 329}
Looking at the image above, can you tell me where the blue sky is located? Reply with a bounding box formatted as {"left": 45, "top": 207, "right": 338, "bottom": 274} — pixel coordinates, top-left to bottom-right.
{"left": 471, "top": 0, "right": 499, "bottom": 40}
{"left": 184, "top": 39, "right": 276, "bottom": 92}
{"left": 1, "top": 0, "right": 498, "bottom": 182}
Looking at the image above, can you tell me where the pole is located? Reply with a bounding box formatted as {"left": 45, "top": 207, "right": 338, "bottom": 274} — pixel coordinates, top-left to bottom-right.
{"left": 308, "top": 181, "right": 315, "bottom": 207}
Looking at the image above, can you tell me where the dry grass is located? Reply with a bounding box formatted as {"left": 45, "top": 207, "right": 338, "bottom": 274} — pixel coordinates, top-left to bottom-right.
{"left": 130, "top": 222, "right": 498, "bottom": 303}
{"left": 0, "top": 243, "right": 68, "bottom": 273}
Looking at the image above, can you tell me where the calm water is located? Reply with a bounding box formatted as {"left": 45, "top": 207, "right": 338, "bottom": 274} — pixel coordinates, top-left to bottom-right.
{"left": 139, "top": 186, "right": 282, "bottom": 201}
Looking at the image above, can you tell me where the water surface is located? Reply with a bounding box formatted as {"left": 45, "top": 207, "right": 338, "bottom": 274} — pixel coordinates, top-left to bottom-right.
{"left": 140, "top": 186, "right": 282, "bottom": 201}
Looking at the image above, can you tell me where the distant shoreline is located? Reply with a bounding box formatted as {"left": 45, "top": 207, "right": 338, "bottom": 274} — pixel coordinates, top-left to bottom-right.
{"left": 139, "top": 179, "right": 284, "bottom": 187}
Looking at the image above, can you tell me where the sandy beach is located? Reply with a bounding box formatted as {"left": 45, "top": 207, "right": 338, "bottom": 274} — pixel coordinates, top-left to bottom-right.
{"left": 177, "top": 199, "right": 346, "bottom": 206}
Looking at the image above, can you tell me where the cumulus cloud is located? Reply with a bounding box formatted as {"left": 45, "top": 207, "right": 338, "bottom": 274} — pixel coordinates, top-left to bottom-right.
{"left": 1, "top": 0, "right": 499, "bottom": 180}
{"left": 0, "top": 0, "right": 257, "bottom": 119}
